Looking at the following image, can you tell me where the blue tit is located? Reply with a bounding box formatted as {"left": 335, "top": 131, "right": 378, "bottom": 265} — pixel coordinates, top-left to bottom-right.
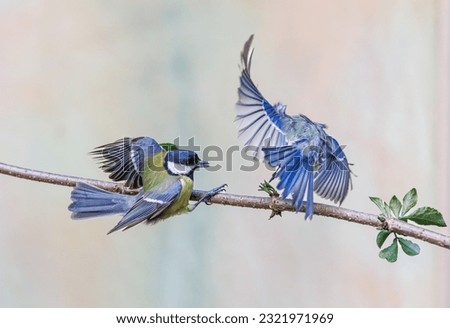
{"left": 235, "top": 35, "right": 352, "bottom": 219}
{"left": 68, "top": 137, "right": 226, "bottom": 234}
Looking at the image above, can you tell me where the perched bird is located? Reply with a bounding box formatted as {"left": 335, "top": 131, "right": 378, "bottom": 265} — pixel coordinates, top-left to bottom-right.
{"left": 69, "top": 137, "right": 226, "bottom": 233}
{"left": 235, "top": 35, "right": 352, "bottom": 219}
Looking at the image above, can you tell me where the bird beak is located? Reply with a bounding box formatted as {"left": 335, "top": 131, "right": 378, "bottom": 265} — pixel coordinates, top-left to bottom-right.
{"left": 197, "top": 160, "right": 209, "bottom": 168}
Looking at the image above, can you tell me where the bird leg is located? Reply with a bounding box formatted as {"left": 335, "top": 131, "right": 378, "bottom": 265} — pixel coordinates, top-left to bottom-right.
{"left": 189, "top": 184, "right": 227, "bottom": 211}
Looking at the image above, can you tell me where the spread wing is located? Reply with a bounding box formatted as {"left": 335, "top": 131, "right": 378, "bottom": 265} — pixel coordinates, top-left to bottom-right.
{"left": 314, "top": 136, "right": 352, "bottom": 205}
{"left": 263, "top": 142, "right": 315, "bottom": 219}
{"left": 91, "top": 137, "right": 163, "bottom": 189}
{"left": 236, "top": 35, "right": 289, "bottom": 158}
{"left": 107, "top": 179, "right": 182, "bottom": 234}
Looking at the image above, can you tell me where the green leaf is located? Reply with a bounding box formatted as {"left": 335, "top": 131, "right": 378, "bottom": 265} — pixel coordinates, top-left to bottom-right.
{"left": 159, "top": 143, "right": 178, "bottom": 151}
{"left": 397, "top": 237, "right": 420, "bottom": 256}
{"left": 389, "top": 195, "right": 402, "bottom": 218}
{"left": 369, "top": 196, "right": 384, "bottom": 212}
{"left": 379, "top": 239, "right": 398, "bottom": 263}
{"left": 376, "top": 230, "right": 391, "bottom": 248}
{"left": 402, "top": 207, "right": 447, "bottom": 227}
{"left": 258, "top": 180, "right": 279, "bottom": 197}
{"left": 401, "top": 188, "right": 417, "bottom": 216}
{"left": 369, "top": 197, "right": 391, "bottom": 218}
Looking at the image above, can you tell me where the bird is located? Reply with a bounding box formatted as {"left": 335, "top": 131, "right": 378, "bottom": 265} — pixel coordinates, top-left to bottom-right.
{"left": 235, "top": 35, "right": 352, "bottom": 219}
{"left": 68, "top": 137, "right": 226, "bottom": 234}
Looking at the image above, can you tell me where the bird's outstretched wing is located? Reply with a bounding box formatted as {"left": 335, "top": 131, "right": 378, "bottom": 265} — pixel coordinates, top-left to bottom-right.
{"left": 107, "top": 179, "right": 182, "bottom": 234}
{"left": 314, "top": 136, "right": 352, "bottom": 205}
{"left": 90, "top": 137, "right": 163, "bottom": 189}
{"left": 236, "top": 35, "right": 289, "bottom": 158}
{"left": 263, "top": 143, "right": 315, "bottom": 219}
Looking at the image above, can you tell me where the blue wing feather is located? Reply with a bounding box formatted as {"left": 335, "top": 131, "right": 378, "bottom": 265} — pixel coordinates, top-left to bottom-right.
{"left": 314, "top": 136, "right": 352, "bottom": 205}
{"left": 107, "top": 179, "right": 182, "bottom": 234}
{"left": 305, "top": 173, "right": 314, "bottom": 218}
{"left": 236, "top": 35, "right": 288, "bottom": 157}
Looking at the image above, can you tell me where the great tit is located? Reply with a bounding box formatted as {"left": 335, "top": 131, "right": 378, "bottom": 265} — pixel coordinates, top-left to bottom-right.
{"left": 68, "top": 137, "right": 226, "bottom": 234}
{"left": 235, "top": 35, "right": 352, "bottom": 219}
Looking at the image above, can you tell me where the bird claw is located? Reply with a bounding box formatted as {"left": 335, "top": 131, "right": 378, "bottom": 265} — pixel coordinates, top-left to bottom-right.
{"left": 191, "top": 184, "right": 227, "bottom": 209}
{"left": 203, "top": 184, "right": 227, "bottom": 205}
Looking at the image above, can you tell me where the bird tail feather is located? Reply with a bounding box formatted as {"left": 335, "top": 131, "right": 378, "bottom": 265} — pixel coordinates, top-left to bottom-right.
{"left": 68, "top": 182, "right": 133, "bottom": 219}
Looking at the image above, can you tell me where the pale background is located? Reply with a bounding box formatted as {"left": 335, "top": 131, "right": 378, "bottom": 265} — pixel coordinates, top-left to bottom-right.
{"left": 0, "top": 0, "right": 449, "bottom": 307}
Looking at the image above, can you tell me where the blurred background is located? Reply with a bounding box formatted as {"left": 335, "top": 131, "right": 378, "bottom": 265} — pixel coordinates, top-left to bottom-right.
{"left": 0, "top": 0, "right": 449, "bottom": 307}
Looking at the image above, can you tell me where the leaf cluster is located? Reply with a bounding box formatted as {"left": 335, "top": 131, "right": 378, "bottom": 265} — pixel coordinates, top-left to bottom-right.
{"left": 370, "top": 188, "right": 446, "bottom": 262}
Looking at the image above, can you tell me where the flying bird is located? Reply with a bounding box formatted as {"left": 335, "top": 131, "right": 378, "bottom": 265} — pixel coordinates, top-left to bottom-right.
{"left": 235, "top": 35, "right": 352, "bottom": 219}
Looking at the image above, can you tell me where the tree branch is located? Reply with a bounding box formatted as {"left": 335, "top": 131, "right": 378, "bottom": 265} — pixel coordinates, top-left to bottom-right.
{"left": 1, "top": 161, "right": 449, "bottom": 250}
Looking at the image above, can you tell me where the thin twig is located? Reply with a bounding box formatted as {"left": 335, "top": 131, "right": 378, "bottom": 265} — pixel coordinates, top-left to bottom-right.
{"left": 1, "top": 161, "right": 449, "bottom": 249}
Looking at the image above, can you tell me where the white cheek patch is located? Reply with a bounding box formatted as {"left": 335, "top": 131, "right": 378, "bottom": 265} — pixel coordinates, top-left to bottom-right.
{"left": 167, "top": 161, "right": 194, "bottom": 175}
